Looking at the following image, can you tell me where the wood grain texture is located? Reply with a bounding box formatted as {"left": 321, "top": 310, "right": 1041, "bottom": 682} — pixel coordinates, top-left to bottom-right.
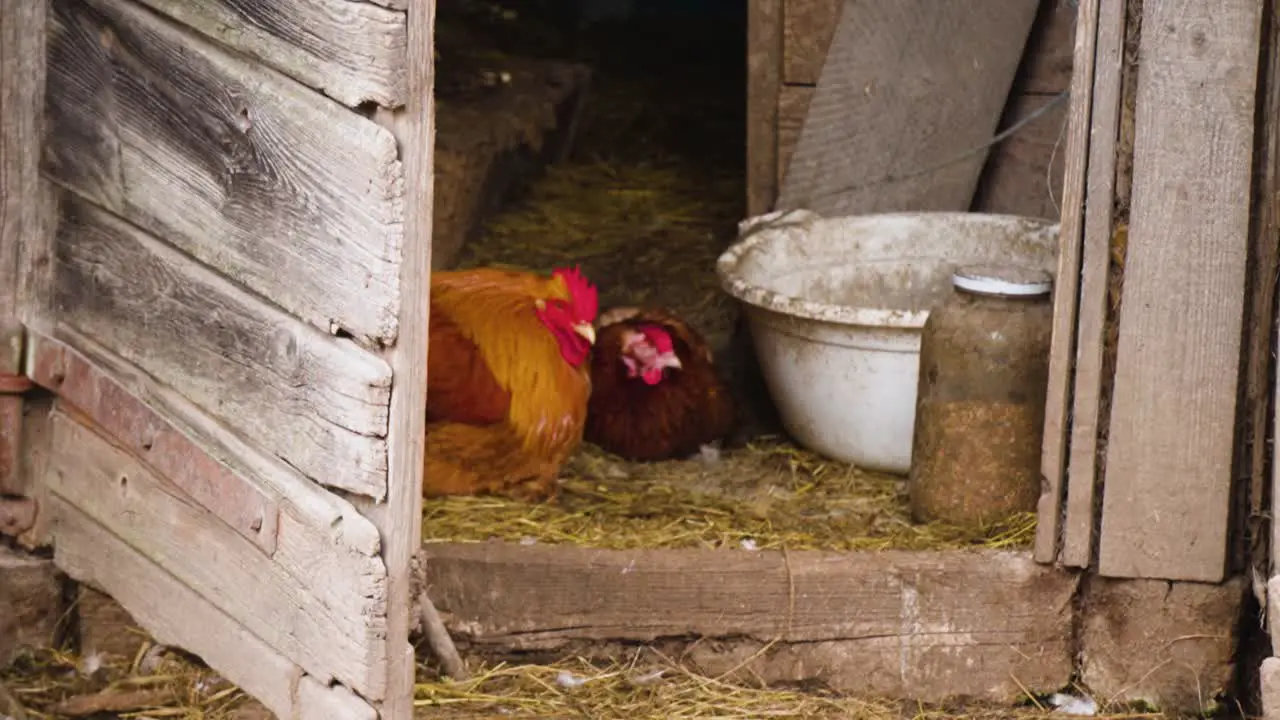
{"left": 0, "top": 0, "right": 45, "bottom": 321}
{"left": 776, "top": 84, "right": 812, "bottom": 189}
{"left": 352, "top": 0, "right": 434, "bottom": 716}
{"left": 782, "top": 0, "right": 841, "bottom": 85}
{"left": 51, "top": 498, "right": 379, "bottom": 720}
{"left": 1061, "top": 0, "right": 1125, "bottom": 569}
{"left": 424, "top": 542, "right": 1077, "bottom": 699}
{"left": 970, "top": 92, "right": 1068, "bottom": 220}
{"left": 129, "top": 0, "right": 407, "bottom": 108}
{"left": 26, "top": 332, "right": 279, "bottom": 553}
{"left": 1036, "top": 0, "right": 1096, "bottom": 565}
{"left": 27, "top": 329, "right": 384, "bottom": 560}
{"left": 0, "top": 547, "right": 62, "bottom": 666}
{"left": 0, "top": 322, "right": 24, "bottom": 496}
{"left": 12, "top": 395, "right": 53, "bottom": 550}
{"left": 1098, "top": 0, "right": 1263, "bottom": 582}
{"left": 746, "top": 0, "right": 783, "bottom": 216}
{"left": 46, "top": 409, "right": 389, "bottom": 699}
{"left": 44, "top": 0, "right": 404, "bottom": 346}
{"left": 51, "top": 195, "right": 392, "bottom": 498}
{"left": 776, "top": 0, "right": 1039, "bottom": 216}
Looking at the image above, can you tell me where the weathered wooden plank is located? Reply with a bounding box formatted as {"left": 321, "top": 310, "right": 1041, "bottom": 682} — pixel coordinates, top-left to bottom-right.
{"left": 776, "top": 0, "right": 1039, "bottom": 216}
{"left": 46, "top": 409, "right": 389, "bottom": 699}
{"left": 0, "top": 322, "right": 25, "bottom": 496}
{"left": 782, "top": 0, "right": 841, "bottom": 85}
{"left": 970, "top": 92, "right": 1068, "bottom": 220}
{"left": 1255, "top": 0, "right": 1280, "bottom": 582}
{"left": 297, "top": 677, "right": 379, "bottom": 720}
{"left": 51, "top": 195, "right": 391, "bottom": 498}
{"left": 1097, "top": 0, "right": 1263, "bottom": 582}
{"left": 52, "top": 497, "right": 302, "bottom": 718}
{"left": 44, "top": 0, "right": 404, "bottom": 345}
{"left": 26, "top": 332, "right": 279, "bottom": 553}
{"left": 1036, "top": 0, "right": 1096, "bottom": 564}
{"left": 424, "top": 542, "right": 1077, "bottom": 700}
{"left": 746, "top": 0, "right": 783, "bottom": 216}
{"left": 354, "top": 0, "right": 434, "bottom": 716}
{"left": 1061, "top": 0, "right": 1125, "bottom": 569}
{"left": 776, "top": 84, "right": 811, "bottom": 189}
{"left": 0, "top": 547, "right": 62, "bottom": 666}
{"left": 0, "top": 0, "right": 45, "bottom": 322}
{"left": 130, "top": 0, "right": 406, "bottom": 108}
{"left": 1081, "top": 575, "right": 1244, "bottom": 712}
{"left": 28, "top": 329, "right": 383, "bottom": 560}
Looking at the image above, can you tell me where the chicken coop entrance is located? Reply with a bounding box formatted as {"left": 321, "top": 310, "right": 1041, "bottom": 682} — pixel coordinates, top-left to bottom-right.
{"left": 1, "top": 0, "right": 433, "bottom": 717}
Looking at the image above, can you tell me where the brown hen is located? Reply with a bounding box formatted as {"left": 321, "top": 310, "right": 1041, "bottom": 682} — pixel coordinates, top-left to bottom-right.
{"left": 584, "top": 306, "right": 737, "bottom": 461}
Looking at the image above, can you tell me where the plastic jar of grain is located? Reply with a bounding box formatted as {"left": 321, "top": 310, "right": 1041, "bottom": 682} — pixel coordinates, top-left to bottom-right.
{"left": 908, "top": 264, "right": 1053, "bottom": 527}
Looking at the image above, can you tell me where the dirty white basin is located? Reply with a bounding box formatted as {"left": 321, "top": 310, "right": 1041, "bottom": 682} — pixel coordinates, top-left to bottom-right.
{"left": 716, "top": 209, "right": 1059, "bottom": 474}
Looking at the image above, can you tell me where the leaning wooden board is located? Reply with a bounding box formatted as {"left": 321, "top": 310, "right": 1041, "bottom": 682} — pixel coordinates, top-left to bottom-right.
{"left": 775, "top": 0, "right": 1039, "bottom": 216}
{"left": 1097, "top": 0, "right": 1263, "bottom": 582}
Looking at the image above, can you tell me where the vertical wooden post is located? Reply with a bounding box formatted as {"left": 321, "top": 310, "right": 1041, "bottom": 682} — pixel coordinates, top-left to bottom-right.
{"left": 363, "top": 0, "right": 434, "bottom": 716}
{"left": 746, "top": 0, "right": 782, "bottom": 217}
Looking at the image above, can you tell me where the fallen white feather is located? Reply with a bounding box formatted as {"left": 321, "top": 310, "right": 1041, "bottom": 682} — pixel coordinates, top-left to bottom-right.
{"left": 1049, "top": 692, "right": 1097, "bottom": 716}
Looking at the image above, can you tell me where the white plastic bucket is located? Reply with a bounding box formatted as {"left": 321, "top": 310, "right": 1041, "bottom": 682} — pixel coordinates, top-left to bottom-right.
{"left": 716, "top": 209, "right": 1059, "bottom": 474}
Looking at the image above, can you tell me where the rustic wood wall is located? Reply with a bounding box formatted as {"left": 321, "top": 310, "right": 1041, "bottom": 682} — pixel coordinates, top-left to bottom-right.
{"left": 746, "top": 0, "right": 1076, "bottom": 219}
{"left": 16, "top": 0, "right": 434, "bottom": 717}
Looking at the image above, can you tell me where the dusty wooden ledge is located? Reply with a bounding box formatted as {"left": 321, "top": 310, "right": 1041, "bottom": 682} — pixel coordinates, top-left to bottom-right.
{"left": 416, "top": 541, "right": 1078, "bottom": 703}
{"left": 431, "top": 59, "right": 592, "bottom": 270}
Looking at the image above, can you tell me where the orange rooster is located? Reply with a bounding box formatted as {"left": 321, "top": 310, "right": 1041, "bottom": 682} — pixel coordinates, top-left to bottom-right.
{"left": 424, "top": 266, "right": 599, "bottom": 500}
{"left": 584, "top": 306, "right": 737, "bottom": 461}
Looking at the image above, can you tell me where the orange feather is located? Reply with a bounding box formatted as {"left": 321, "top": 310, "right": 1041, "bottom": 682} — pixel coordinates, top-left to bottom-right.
{"left": 424, "top": 268, "right": 593, "bottom": 500}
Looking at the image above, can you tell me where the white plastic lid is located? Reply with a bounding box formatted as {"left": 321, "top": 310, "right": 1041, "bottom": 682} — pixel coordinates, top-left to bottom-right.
{"left": 952, "top": 264, "right": 1053, "bottom": 297}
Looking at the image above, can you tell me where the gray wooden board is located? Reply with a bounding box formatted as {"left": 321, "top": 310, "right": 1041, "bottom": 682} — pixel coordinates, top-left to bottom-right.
{"left": 1062, "top": 0, "right": 1126, "bottom": 568}
{"left": 51, "top": 194, "right": 392, "bottom": 499}
{"left": 51, "top": 497, "right": 379, "bottom": 720}
{"left": 776, "top": 0, "right": 1039, "bottom": 216}
{"left": 1098, "top": 0, "right": 1263, "bottom": 582}
{"left": 422, "top": 542, "right": 1077, "bottom": 700}
{"left": 129, "top": 0, "right": 407, "bottom": 108}
{"left": 44, "top": 0, "right": 404, "bottom": 346}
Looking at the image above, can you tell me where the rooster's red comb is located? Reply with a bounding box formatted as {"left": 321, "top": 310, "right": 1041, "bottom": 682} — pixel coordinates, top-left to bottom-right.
{"left": 553, "top": 265, "right": 598, "bottom": 323}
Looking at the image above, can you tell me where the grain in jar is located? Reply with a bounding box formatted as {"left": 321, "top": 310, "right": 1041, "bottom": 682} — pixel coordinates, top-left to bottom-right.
{"left": 908, "top": 263, "right": 1053, "bottom": 526}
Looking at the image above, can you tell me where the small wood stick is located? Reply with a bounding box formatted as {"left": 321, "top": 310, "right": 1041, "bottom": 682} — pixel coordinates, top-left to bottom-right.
{"left": 419, "top": 595, "right": 468, "bottom": 680}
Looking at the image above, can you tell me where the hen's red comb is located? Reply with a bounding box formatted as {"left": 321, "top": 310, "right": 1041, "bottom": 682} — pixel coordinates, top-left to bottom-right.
{"left": 553, "top": 266, "right": 598, "bottom": 323}
{"left": 638, "top": 324, "right": 675, "bottom": 354}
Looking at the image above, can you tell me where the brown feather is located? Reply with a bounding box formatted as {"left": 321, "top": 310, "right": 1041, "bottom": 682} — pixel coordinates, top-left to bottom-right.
{"left": 584, "top": 306, "right": 737, "bottom": 461}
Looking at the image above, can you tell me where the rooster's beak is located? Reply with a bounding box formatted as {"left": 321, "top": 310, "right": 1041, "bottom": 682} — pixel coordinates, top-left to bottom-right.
{"left": 573, "top": 322, "right": 597, "bottom": 345}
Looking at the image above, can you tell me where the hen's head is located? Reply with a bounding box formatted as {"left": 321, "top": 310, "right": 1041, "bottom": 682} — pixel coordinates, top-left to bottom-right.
{"left": 619, "top": 323, "right": 683, "bottom": 385}
{"left": 536, "top": 266, "right": 599, "bottom": 367}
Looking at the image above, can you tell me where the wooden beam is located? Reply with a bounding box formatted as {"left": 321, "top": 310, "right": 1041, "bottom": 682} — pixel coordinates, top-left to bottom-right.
{"left": 351, "top": 0, "right": 434, "bottom": 716}
{"left": 423, "top": 542, "right": 1077, "bottom": 700}
{"left": 746, "top": 0, "right": 783, "bottom": 216}
{"left": 775, "top": 0, "right": 1038, "bottom": 216}
{"left": 1036, "top": 0, "right": 1098, "bottom": 564}
{"left": 776, "top": 84, "right": 812, "bottom": 190}
{"left": 50, "top": 195, "right": 392, "bottom": 499}
{"left": 51, "top": 498, "right": 377, "bottom": 720}
{"left": 127, "top": 0, "right": 407, "bottom": 108}
{"left": 46, "top": 408, "right": 390, "bottom": 699}
{"left": 1060, "top": 0, "right": 1126, "bottom": 568}
{"left": 1098, "top": 0, "right": 1263, "bottom": 582}
{"left": 44, "top": 0, "right": 404, "bottom": 346}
